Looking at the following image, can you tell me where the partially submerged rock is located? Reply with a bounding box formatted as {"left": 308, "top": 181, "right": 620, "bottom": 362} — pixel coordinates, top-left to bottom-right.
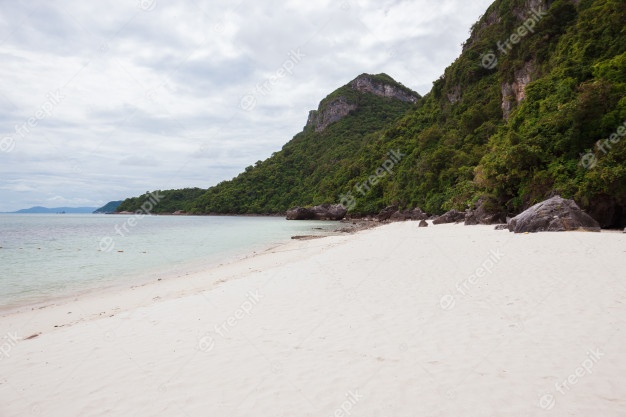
{"left": 418, "top": 220, "right": 428, "bottom": 227}
{"left": 494, "top": 224, "right": 508, "bottom": 230}
{"left": 286, "top": 207, "right": 315, "bottom": 220}
{"left": 433, "top": 210, "right": 465, "bottom": 225}
{"left": 508, "top": 196, "right": 601, "bottom": 233}
{"left": 310, "top": 204, "right": 347, "bottom": 221}
{"left": 286, "top": 204, "right": 347, "bottom": 221}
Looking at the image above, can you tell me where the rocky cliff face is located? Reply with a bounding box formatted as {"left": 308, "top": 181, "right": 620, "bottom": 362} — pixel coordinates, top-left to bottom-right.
{"left": 307, "top": 73, "right": 419, "bottom": 132}
{"left": 349, "top": 74, "right": 419, "bottom": 103}
{"left": 501, "top": 60, "right": 535, "bottom": 119}
{"left": 307, "top": 97, "right": 357, "bottom": 133}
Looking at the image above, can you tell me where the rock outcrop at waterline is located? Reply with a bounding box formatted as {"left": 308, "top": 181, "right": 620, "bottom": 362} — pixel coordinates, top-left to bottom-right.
{"left": 286, "top": 204, "right": 347, "bottom": 221}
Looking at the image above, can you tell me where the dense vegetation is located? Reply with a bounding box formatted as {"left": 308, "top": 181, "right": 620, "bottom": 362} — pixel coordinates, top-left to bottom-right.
{"left": 118, "top": 77, "right": 420, "bottom": 214}
{"left": 119, "top": 0, "right": 626, "bottom": 227}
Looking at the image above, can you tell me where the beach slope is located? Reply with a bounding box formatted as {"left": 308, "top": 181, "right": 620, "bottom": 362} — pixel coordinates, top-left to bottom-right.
{"left": 1, "top": 222, "right": 625, "bottom": 416}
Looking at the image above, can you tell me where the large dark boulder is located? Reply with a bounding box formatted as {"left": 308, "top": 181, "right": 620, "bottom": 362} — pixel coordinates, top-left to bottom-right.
{"left": 433, "top": 209, "right": 466, "bottom": 225}
{"left": 377, "top": 205, "right": 399, "bottom": 221}
{"left": 286, "top": 207, "right": 315, "bottom": 220}
{"left": 310, "top": 204, "right": 347, "bottom": 220}
{"left": 508, "top": 196, "right": 601, "bottom": 233}
{"left": 287, "top": 204, "right": 347, "bottom": 220}
{"left": 464, "top": 197, "right": 507, "bottom": 226}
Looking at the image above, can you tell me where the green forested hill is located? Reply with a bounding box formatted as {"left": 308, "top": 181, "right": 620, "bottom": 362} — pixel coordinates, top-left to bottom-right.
{"left": 118, "top": 74, "right": 421, "bottom": 214}
{"left": 118, "top": 0, "right": 626, "bottom": 227}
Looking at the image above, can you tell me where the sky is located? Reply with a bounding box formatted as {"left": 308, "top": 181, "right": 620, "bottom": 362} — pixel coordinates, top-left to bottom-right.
{"left": 0, "top": 0, "right": 493, "bottom": 212}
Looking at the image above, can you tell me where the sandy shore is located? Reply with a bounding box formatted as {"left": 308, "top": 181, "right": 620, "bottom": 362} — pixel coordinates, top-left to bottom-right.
{"left": 1, "top": 222, "right": 625, "bottom": 416}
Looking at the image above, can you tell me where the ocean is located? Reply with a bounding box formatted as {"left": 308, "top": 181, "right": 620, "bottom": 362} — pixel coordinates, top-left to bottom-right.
{"left": 0, "top": 214, "right": 338, "bottom": 309}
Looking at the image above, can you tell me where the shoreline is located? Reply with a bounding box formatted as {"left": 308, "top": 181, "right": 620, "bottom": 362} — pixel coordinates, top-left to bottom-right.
{"left": 0, "top": 215, "right": 349, "bottom": 314}
{"left": 0, "top": 223, "right": 368, "bottom": 334}
{"left": 1, "top": 222, "right": 624, "bottom": 416}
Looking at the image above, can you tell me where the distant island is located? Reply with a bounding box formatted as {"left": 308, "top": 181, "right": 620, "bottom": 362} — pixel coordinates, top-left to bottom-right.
{"left": 4, "top": 201, "right": 123, "bottom": 214}
{"left": 7, "top": 206, "right": 98, "bottom": 214}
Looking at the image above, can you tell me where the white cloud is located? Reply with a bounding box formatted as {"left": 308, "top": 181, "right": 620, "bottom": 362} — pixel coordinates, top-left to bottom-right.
{"left": 0, "top": 0, "right": 493, "bottom": 211}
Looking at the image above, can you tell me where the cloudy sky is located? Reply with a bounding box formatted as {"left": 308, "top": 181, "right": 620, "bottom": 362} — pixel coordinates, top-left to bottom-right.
{"left": 0, "top": 0, "right": 493, "bottom": 212}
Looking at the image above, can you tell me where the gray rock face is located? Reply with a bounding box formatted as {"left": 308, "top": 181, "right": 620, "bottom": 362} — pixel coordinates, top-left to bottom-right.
{"left": 508, "top": 196, "right": 601, "bottom": 233}
{"left": 286, "top": 204, "right": 346, "bottom": 221}
{"left": 307, "top": 97, "right": 357, "bottom": 133}
{"left": 418, "top": 220, "right": 428, "bottom": 228}
{"left": 349, "top": 74, "right": 419, "bottom": 103}
{"left": 306, "top": 74, "right": 420, "bottom": 132}
{"left": 433, "top": 210, "right": 466, "bottom": 225}
{"left": 494, "top": 224, "right": 508, "bottom": 230}
{"left": 310, "top": 204, "right": 347, "bottom": 221}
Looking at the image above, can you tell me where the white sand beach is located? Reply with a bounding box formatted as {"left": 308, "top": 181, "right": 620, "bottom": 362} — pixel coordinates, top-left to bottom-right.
{"left": 1, "top": 222, "right": 625, "bottom": 416}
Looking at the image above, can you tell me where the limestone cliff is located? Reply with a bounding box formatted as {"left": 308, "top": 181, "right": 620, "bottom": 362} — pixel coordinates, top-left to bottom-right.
{"left": 501, "top": 60, "right": 535, "bottom": 119}
{"left": 306, "top": 73, "right": 420, "bottom": 132}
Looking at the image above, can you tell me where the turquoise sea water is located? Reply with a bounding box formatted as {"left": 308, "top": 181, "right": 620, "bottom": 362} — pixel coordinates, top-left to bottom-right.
{"left": 0, "top": 214, "right": 337, "bottom": 309}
